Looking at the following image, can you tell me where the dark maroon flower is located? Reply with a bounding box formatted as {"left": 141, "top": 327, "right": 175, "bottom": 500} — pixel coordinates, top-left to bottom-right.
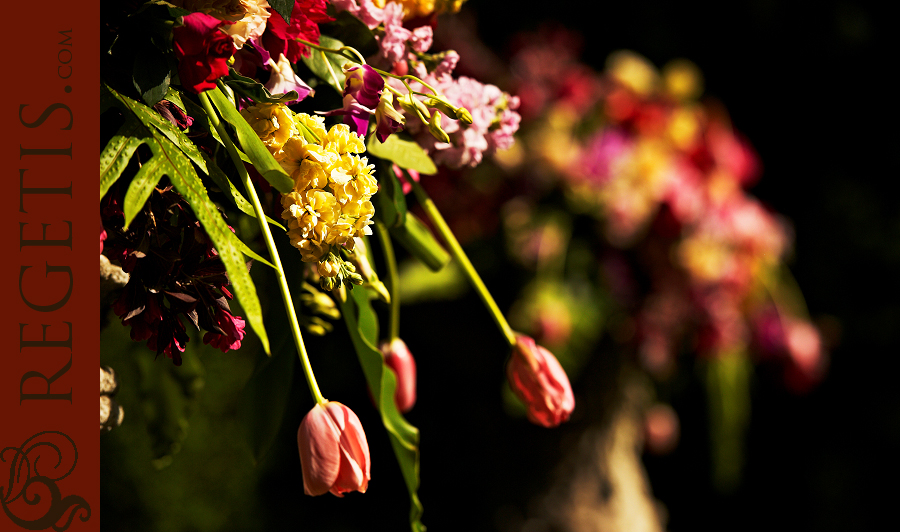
{"left": 153, "top": 99, "right": 194, "bottom": 129}
{"left": 173, "top": 12, "right": 235, "bottom": 94}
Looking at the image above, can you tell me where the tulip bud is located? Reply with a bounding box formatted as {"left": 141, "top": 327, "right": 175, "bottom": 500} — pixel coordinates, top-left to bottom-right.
{"left": 506, "top": 335, "right": 575, "bottom": 427}
{"left": 379, "top": 338, "right": 417, "bottom": 413}
{"left": 297, "top": 401, "right": 371, "bottom": 497}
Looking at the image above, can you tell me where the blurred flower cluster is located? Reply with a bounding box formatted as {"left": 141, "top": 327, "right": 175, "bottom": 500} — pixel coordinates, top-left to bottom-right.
{"left": 497, "top": 30, "right": 827, "bottom": 397}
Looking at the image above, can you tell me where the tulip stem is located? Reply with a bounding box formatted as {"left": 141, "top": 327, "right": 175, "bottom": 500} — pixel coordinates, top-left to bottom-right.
{"left": 375, "top": 220, "right": 401, "bottom": 341}
{"left": 407, "top": 176, "right": 518, "bottom": 347}
{"left": 198, "top": 90, "right": 326, "bottom": 405}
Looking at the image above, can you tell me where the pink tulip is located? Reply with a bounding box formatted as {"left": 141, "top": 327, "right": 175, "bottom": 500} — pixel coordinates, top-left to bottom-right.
{"left": 379, "top": 338, "right": 417, "bottom": 413}
{"left": 507, "top": 335, "right": 575, "bottom": 427}
{"left": 297, "top": 401, "right": 370, "bottom": 497}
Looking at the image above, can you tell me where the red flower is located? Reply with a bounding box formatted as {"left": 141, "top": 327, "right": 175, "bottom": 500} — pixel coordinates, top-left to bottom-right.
{"left": 297, "top": 401, "right": 371, "bottom": 497}
{"left": 506, "top": 335, "right": 575, "bottom": 427}
{"left": 202, "top": 308, "right": 246, "bottom": 353}
{"left": 262, "top": 0, "right": 333, "bottom": 63}
{"left": 173, "top": 13, "right": 236, "bottom": 94}
{"left": 379, "top": 338, "right": 417, "bottom": 413}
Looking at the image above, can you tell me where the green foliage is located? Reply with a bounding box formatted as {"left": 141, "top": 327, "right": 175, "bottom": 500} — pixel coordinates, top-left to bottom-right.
{"left": 390, "top": 212, "right": 451, "bottom": 272}
{"left": 341, "top": 290, "right": 426, "bottom": 532}
{"left": 269, "top": 0, "right": 294, "bottom": 24}
{"left": 101, "top": 84, "right": 271, "bottom": 355}
{"left": 368, "top": 134, "right": 438, "bottom": 176}
{"left": 207, "top": 86, "right": 294, "bottom": 194}
{"left": 223, "top": 67, "right": 299, "bottom": 105}
{"left": 301, "top": 36, "right": 349, "bottom": 93}
{"left": 373, "top": 162, "right": 408, "bottom": 228}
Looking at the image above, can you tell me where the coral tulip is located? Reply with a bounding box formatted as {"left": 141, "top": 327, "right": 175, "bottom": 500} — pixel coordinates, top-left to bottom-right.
{"left": 297, "top": 401, "right": 370, "bottom": 497}
{"left": 379, "top": 338, "right": 417, "bottom": 413}
{"left": 507, "top": 335, "right": 575, "bottom": 427}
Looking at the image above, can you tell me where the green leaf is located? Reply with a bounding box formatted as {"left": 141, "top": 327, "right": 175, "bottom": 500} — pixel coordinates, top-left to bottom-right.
{"left": 301, "top": 35, "right": 349, "bottom": 93}
{"left": 133, "top": 44, "right": 171, "bottom": 107}
{"left": 390, "top": 212, "right": 450, "bottom": 272}
{"left": 100, "top": 117, "right": 145, "bottom": 200}
{"left": 103, "top": 84, "right": 271, "bottom": 355}
{"left": 223, "top": 67, "right": 299, "bottom": 105}
{"left": 269, "top": 0, "right": 293, "bottom": 23}
{"left": 341, "top": 290, "right": 425, "bottom": 532}
{"left": 207, "top": 86, "right": 294, "bottom": 194}
{"left": 372, "top": 161, "right": 408, "bottom": 228}
{"left": 238, "top": 338, "right": 295, "bottom": 464}
{"left": 202, "top": 151, "right": 286, "bottom": 232}
{"left": 367, "top": 134, "right": 437, "bottom": 175}
{"left": 163, "top": 140, "right": 271, "bottom": 355}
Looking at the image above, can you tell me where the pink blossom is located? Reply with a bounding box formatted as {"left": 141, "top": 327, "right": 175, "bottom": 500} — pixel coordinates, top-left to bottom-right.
{"left": 507, "top": 335, "right": 575, "bottom": 427}
{"left": 298, "top": 401, "right": 371, "bottom": 497}
{"left": 330, "top": 0, "right": 384, "bottom": 29}
{"left": 379, "top": 338, "right": 417, "bottom": 413}
{"left": 265, "top": 53, "right": 313, "bottom": 104}
{"left": 202, "top": 308, "right": 247, "bottom": 352}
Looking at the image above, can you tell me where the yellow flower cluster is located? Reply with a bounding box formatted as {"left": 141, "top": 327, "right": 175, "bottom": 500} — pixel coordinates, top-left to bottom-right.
{"left": 241, "top": 104, "right": 377, "bottom": 277}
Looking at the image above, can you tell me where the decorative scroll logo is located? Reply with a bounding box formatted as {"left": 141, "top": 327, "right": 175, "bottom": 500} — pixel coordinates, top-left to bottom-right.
{"left": 1, "top": 431, "right": 91, "bottom": 530}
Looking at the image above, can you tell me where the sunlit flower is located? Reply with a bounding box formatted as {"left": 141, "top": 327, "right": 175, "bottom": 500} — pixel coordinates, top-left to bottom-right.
{"left": 506, "top": 335, "right": 574, "bottom": 427}
{"left": 264, "top": 53, "right": 313, "bottom": 104}
{"left": 240, "top": 102, "right": 296, "bottom": 155}
{"left": 221, "top": 0, "right": 271, "bottom": 49}
{"left": 173, "top": 12, "right": 236, "bottom": 94}
{"left": 298, "top": 401, "right": 371, "bottom": 497}
{"left": 379, "top": 338, "right": 417, "bottom": 413}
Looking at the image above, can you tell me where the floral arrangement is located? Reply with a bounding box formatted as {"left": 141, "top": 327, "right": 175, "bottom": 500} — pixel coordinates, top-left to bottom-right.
{"left": 99, "top": 2, "right": 826, "bottom": 528}
{"left": 101, "top": 1, "right": 550, "bottom": 529}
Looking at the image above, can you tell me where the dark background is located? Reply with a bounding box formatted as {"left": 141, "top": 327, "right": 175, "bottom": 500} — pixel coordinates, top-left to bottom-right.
{"left": 460, "top": 0, "right": 899, "bottom": 530}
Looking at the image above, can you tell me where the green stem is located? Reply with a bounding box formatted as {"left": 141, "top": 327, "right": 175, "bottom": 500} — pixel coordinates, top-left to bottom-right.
{"left": 375, "top": 221, "right": 401, "bottom": 341}
{"left": 198, "top": 90, "right": 326, "bottom": 405}
{"left": 407, "top": 176, "right": 517, "bottom": 347}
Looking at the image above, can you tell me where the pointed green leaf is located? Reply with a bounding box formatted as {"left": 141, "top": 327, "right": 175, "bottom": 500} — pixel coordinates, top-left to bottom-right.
{"left": 224, "top": 67, "right": 299, "bottom": 105}
{"left": 341, "top": 290, "right": 425, "bottom": 532}
{"left": 372, "top": 161, "right": 408, "bottom": 228}
{"left": 123, "top": 154, "right": 166, "bottom": 228}
{"left": 133, "top": 44, "right": 171, "bottom": 107}
{"left": 100, "top": 117, "right": 145, "bottom": 200}
{"left": 202, "top": 151, "right": 286, "bottom": 231}
{"left": 207, "top": 86, "right": 293, "bottom": 194}
{"left": 162, "top": 138, "right": 271, "bottom": 355}
{"left": 103, "top": 84, "right": 271, "bottom": 355}
{"left": 269, "top": 0, "right": 293, "bottom": 23}
{"left": 301, "top": 36, "right": 349, "bottom": 93}
{"left": 390, "top": 212, "right": 450, "bottom": 272}
{"left": 367, "top": 134, "right": 437, "bottom": 175}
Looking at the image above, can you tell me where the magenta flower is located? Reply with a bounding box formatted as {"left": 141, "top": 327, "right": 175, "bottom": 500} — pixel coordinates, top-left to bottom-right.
{"left": 203, "top": 308, "right": 247, "bottom": 353}
{"left": 173, "top": 12, "right": 235, "bottom": 94}
{"left": 323, "top": 64, "right": 385, "bottom": 137}
{"left": 375, "top": 92, "right": 405, "bottom": 142}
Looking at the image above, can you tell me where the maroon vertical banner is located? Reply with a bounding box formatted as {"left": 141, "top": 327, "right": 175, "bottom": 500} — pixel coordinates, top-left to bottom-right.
{"left": 2, "top": 1, "right": 100, "bottom": 531}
